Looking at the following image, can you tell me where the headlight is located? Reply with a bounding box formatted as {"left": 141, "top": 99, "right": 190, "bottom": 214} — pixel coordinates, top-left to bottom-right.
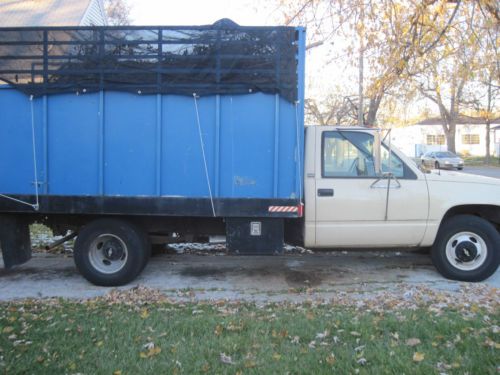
{"left": 444, "top": 161, "right": 450, "bottom": 164}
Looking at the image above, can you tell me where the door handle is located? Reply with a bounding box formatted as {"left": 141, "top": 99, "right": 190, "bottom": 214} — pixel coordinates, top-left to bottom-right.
{"left": 317, "top": 188, "right": 334, "bottom": 197}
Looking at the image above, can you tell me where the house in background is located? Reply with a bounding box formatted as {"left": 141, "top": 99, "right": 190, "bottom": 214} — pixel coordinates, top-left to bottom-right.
{"left": 0, "top": 0, "right": 107, "bottom": 26}
{"left": 390, "top": 116, "right": 500, "bottom": 157}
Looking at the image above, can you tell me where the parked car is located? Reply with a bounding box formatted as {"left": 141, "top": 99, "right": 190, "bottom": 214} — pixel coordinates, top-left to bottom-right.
{"left": 421, "top": 151, "right": 464, "bottom": 170}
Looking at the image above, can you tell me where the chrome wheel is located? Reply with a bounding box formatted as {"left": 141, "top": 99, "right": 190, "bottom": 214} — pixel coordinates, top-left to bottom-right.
{"left": 445, "top": 231, "right": 487, "bottom": 271}
{"left": 88, "top": 234, "right": 128, "bottom": 274}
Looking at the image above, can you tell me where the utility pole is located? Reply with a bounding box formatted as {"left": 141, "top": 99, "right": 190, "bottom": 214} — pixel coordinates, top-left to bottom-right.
{"left": 358, "top": 1, "right": 364, "bottom": 127}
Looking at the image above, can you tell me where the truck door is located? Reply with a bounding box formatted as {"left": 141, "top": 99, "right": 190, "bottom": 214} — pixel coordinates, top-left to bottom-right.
{"left": 314, "top": 129, "right": 428, "bottom": 247}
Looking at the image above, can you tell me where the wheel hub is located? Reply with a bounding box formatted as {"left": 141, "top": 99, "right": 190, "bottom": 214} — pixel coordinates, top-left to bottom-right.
{"left": 455, "top": 241, "right": 478, "bottom": 263}
{"left": 103, "top": 239, "right": 124, "bottom": 261}
{"left": 445, "top": 231, "right": 487, "bottom": 271}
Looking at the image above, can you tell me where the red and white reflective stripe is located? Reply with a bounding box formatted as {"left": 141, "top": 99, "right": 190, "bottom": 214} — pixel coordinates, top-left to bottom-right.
{"left": 268, "top": 206, "right": 298, "bottom": 213}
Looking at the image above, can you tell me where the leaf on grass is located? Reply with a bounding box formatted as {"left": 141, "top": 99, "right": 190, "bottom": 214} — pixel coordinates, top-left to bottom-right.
{"left": 214, "top": 325, "right": 223, "bottom": 336}
{"left": 406, "top": 338, "right": 421, "bottom": 347}
{"left": 291, "top": 336, "right": 300, "bottom": 344}
{"left": 113, "top": 371, "right": 122, "bottom": 375}
{"left": 220, "top": 352, "right": 235, "bottom": 365}
{"left": 2, "top": 327, "right": 14, "bottom": 334}
{"left": 140, "top": 343, "right": 161, "bottom": 359}
{"left": 357, "top": 358, "right": 367, "bottom": 366}
{"left": 350, "top": 331, "right": 361, "bottom": 337}
{"left": 316, "top": 330, "right": 329, "bottom": 339}
{"left": 413, "top": 352, "right": 425, "bottom": 362}
{"left": 326, "top": 353, "right": 336, "bottom": 365}
{"left": 140, "top": 308, "right": 149, "bottom": 319}
{"left": 244, "top": 360, "right": 257, "bottom": 368}
{"left": 272, "top": 353, "right": 281, "bottom": 361}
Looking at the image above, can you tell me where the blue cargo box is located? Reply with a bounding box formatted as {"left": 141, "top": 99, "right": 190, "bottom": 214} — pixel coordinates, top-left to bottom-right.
{"left": 0, "top": 27, "right": 305, "bottom": 218}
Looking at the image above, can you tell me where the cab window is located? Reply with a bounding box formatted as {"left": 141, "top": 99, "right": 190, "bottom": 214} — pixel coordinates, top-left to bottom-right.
{"left": 322, "top": 131, "right": 376, "bottom": 177}
{"left": 322, "top": 131, "right": 410, "bottom": 179}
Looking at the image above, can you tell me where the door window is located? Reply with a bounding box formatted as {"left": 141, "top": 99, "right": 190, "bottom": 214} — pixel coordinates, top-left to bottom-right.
{"left": 322, "top": 131, "right": 376, "bottom": 177}
{"left": 322, "top": 131, "right": 407, "bottom": 178}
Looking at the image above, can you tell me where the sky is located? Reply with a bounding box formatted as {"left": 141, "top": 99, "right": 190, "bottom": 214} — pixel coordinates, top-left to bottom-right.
{"left": 129, "top": 0, "right": 276, "bottom": 26}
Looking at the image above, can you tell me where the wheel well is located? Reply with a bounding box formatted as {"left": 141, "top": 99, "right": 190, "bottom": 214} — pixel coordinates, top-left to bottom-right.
{"left": 442, "top": 205, "right": 500, "bottom": 230}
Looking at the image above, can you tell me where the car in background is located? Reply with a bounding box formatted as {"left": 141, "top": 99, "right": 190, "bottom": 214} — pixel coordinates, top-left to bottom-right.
{"left": 421, "top": 151, "right": 464, "bottom": 170}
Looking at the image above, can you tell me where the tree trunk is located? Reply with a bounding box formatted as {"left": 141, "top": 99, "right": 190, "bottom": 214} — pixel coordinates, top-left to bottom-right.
{"left": 485, "top": 121, "right": 491, "bottom": 164}
{"left": 445, "top": 123, "right": 456, "bottom": 153}
{"left": 365, "top": 93, "right": 383, "bottom": 127}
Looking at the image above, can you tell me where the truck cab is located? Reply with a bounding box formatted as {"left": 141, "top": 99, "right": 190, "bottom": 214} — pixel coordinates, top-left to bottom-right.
{"left": 304, "top": 126, "right": 500, "bottom": 281}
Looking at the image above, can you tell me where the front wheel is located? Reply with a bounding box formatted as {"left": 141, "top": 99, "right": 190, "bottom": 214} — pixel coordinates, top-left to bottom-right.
{"left": 431, "top": 215, "right": 499, "bottom": 282}
{"left": 74, "top": 218, "right": 150, "bottom": 286}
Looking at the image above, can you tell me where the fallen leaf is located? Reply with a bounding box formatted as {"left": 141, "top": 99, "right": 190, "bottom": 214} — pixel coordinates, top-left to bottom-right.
{"left": 357, "top": 358, "right": 367, "bottom": 366}
{"left": 2, "top": 327, "right": 14, "bottom": 334}
{"left": 350, "top": 331, "right": 361, "bottom": 337}
{"left": 113, "top": 371, "right": 122, "bottom": 375}
{"left": 244, "top": 360, "right": 257, "bottom": 368}
{"left": 326, "top": 353, "right": 336, "bottom": 365}
{"left": 140, "top": 343, "right": 161, "bottom": 358}
{"left": 413, "top": 352, "right": 425, "bottom": 362}
{"left": 140, "top": 309, "right": 149, "bottom": 319}
{"left": 272, "top": 353, "right": 281, "bottom": 361}
{"left": 316, "top": 330, "right": 329, "bottom": 339}
{"left": 214, "top": 325, "right": 223, "bottom": 336}
{"left": 406, "top": 338, "right": 421, "bottom": 347}
{"left": 220, "top": 352, "right": 235, "bottom": 365}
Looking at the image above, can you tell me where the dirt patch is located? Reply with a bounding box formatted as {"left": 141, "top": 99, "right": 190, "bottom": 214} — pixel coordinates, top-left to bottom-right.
{"left": 180, "top": 266, "right": 233, "bottom": 277}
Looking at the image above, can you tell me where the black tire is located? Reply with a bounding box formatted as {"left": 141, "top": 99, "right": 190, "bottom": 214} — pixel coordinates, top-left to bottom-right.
{"left": 431, "top": 215, "right": 500, "bottom": 282}
{"left": 74, "top": 218, "right": 150, "bottom": 286}
{"left": 435, "top": 161, "right": 440, "bottom": 169}
{"left": 457, "top": 167, "right": 463, "bottom": 170}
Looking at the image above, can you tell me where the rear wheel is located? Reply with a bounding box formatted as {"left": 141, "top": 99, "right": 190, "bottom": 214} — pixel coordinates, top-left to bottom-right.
{"left": 74, "top": 218, "right": 150, "bottom": 286}
{"left": 431, "top": 215, "right": 499, "bottom": 282}
{"left": 435, "top": 161, "right": 440, "bottom": 169}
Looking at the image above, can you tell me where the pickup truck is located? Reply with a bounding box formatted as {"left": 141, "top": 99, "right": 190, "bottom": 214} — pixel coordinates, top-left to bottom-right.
{"left": 0, "top": 21, "right": 498, "bottom": 286}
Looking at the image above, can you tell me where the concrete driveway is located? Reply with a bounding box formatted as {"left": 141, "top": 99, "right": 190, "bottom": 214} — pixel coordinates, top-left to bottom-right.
{"left": 0, "top": 250, "right": 498, "bottom": 302}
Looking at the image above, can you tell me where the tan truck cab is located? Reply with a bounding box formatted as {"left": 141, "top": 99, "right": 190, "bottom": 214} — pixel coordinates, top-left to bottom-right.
{"left": 304, "top": 126, "right": 500, "bottom": 281}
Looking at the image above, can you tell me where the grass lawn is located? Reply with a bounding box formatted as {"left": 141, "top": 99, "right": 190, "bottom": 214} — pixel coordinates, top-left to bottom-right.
{"left": 0, "top": 291, "right": 498, "bottom": 374}
{"left": 462, "top": 156, "right": 500, "bottom": 167}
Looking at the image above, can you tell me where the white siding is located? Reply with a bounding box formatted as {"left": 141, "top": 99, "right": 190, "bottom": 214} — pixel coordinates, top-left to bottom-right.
{"left": 81, "top": 0, "right": 107, "bottom": 26}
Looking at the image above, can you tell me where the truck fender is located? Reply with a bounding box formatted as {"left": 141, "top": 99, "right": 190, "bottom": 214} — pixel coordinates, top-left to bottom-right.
{"left": 0, "top": 215, "right": 32, "bottom": 268}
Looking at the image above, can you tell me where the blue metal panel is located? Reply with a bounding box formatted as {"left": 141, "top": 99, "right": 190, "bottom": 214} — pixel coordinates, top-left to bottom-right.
{"left": 0, "top": 90, "right": 37, "bottom": 194}
{"left": 104, "top": 92, "right": 157, "bottom": 196}
{"left": 219, "top": 93, "right": 276, "bottom": 198}
{"left": 161, "top": 95, "right": 216, "bottom": 197}
{"left": 47, "top": 94, "right": 100, "bottom": 195}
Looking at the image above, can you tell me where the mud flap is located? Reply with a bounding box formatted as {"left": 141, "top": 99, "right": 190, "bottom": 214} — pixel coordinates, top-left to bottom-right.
{"left": 226, "top": 218, "right": 283, "bottom": 255}
{"left": 0, "top": 215, "right": 32, "bottom": 268}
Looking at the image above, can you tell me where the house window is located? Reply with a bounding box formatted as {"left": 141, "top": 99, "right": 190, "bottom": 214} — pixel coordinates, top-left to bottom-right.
{"left": 462, "top": 134, "right": 480, "bottom": 145}
{"left": 426, "top": 134, "right": 445, "bottom": 145}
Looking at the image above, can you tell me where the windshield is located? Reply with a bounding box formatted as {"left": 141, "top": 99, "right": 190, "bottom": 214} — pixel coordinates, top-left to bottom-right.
{"left": 435, "top": 152, "right": 457, "bottom": 158}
